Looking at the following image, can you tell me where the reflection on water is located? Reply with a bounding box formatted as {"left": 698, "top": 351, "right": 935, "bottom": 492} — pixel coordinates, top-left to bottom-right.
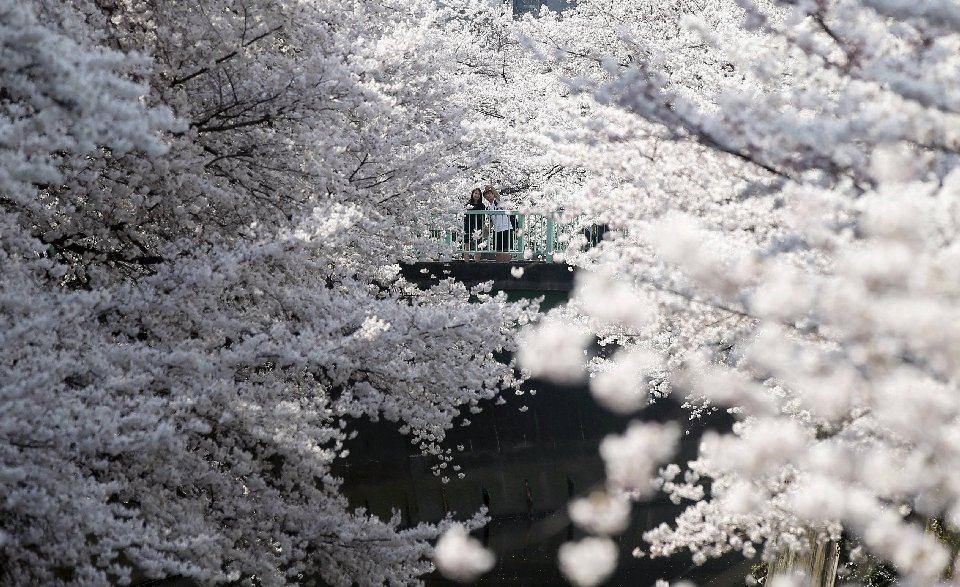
{"left": 339, "top": 375, "right": 744, "bottom": 586}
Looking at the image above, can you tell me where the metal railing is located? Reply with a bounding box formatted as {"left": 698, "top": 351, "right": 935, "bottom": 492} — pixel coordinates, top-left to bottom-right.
{"left": 426, "top": 210, "right": 608, "bottom": 262}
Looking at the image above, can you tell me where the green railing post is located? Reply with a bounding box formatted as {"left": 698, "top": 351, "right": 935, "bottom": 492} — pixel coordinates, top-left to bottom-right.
{"left": 515, "top": 213, "right": 525, "bottom": 261}
{"left": 545, "top": 212, "right": 556, "bottom": 263}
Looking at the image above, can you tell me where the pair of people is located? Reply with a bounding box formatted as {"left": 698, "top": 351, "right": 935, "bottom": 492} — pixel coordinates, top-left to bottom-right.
{"left": 464, "top": 185, "right": 514, "bottom": 259}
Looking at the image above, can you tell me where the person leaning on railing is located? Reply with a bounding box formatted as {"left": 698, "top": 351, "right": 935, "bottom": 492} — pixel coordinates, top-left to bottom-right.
{"left": 483, "top": 185, "right": 513, "bottom": 258}
{"left": 463, "top": 187, "right": 485, "bottom": 260}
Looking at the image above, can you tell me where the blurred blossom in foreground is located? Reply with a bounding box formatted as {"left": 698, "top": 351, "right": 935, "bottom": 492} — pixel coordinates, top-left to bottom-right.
{"left": 558, "top": 537, "right": 618, "bottom": 587}
{"left": 517, "top": 320, "right": 592, "bottom": 383}
{"left": 574, "top": 271, "right": 657, "bottom": 329}
{"left": 433, "top": 525, "right": 495, "bottom": 583}
{"left": 600, "top": 421, "right": 680, "bottom": 496}
{"left": 569, "top": 491, "right": 632, "bottom": 536}
{"left": 589, "top": 348, "right": 661, "bottom": 414}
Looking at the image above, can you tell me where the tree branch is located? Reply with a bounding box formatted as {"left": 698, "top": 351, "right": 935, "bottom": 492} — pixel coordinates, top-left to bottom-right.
{"left": 168, "top": 24, "right": 283, "bottom": 87}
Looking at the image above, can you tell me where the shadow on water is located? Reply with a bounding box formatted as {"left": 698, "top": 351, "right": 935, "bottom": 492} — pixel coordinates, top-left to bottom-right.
{"left": 337, "top": 371, "right": 744, "bottom": 586}
{"left": 143, "top": 277, "right": 748, "bottom": 587}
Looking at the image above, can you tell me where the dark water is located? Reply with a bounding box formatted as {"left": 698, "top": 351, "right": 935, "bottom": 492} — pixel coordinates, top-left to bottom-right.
{"left": 337, "top": 284, "right": 748, "bottom": 585}
{"left": 143, "top": 286, "right": 748, "bottom": 587}
{"left": 338, "top": 375, "right": 745, "bottom": 586}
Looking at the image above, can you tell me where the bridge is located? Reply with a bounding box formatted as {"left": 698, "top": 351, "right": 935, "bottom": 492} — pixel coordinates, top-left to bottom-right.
{"left": 425, "top": 210, "right": 607, "bottom": 264}
{"left": 405, "top": 210, "right": 609, "bottom": 296}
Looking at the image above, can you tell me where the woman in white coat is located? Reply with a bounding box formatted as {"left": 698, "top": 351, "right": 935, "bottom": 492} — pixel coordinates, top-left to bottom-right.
{"left": 482, "top": 185, "right": 513, "bottom": 256}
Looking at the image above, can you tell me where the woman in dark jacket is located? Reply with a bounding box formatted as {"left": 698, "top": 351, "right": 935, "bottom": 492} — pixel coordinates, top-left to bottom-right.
{"left": 463, "top": 188, "right": 485, "bottom": 260}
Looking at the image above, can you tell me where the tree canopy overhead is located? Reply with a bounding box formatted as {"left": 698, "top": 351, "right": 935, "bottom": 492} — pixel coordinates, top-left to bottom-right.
{"left": 516, "top": 0, "right": 960, "bottom": 584}
{"left": 8, "top": 0, "right": 960, "bottom": 585}
{"left": 1, "top": 0, "right": 534, "bottom": 584}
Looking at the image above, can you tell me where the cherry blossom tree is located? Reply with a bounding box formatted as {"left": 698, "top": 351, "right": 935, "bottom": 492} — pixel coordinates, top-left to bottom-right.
{"left": 434, "top": 0, "right": 636, "bottom": 213}
{"left": 519, "top": 0, "right": 960, "bottom": 585}
{"left": 1, "top": 0, "right": 535, "bottom": 585}
{"left": 437, "top": 0, "right": 779, "bottom": 255}
{"left": 430, "top": 0, "right": 571, "bottom": 209}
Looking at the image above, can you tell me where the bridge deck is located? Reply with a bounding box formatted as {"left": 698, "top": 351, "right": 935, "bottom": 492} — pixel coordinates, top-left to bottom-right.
{"left": 400, "top": 261, "right": 575, "bottom": 292}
